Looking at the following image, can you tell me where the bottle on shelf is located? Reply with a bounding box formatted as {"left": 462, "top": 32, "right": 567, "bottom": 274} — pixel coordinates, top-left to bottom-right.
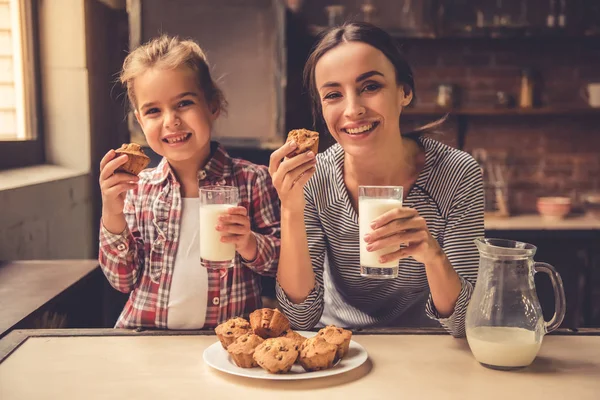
{"left": 519, "top": 68, "right": 534, "bottom": 108}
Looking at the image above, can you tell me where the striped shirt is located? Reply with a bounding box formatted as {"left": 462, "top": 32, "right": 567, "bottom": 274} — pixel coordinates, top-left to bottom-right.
{"left": 276, "top": 137, "right": 484, "bottom": 337}
{"left": 99, "top": 142, "right": 280, "bottom": 329}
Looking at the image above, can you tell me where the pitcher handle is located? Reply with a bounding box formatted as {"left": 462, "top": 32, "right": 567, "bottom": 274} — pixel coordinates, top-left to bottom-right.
{"left": 534, "top": 262, "right": 566, "bottom": 333}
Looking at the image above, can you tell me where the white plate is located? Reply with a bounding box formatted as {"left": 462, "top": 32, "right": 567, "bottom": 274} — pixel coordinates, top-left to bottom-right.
{"left": 203, "top": 331, "right": 368, "bottom": 380}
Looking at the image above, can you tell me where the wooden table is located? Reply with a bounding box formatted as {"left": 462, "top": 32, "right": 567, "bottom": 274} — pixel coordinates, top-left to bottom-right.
{"left": 0, "top": 328, "right": 598, "bottom": 399}
{"left": 0, "top": 260, "right": 100, "bottom": 338}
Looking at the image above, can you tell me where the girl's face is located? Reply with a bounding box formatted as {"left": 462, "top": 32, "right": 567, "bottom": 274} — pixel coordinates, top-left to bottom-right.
{"left": 134, "top": 66, "right": 217, "bottom": 168}
{"left": 314, "top": 42, "right": 412, "bottom": 157}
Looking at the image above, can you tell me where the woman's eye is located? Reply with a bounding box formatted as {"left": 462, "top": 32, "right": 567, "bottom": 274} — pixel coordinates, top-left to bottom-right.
{"left": 323, "top": 92, "right": 341, "bottom": 100}
{"left": 362, "top": 83, "right": 381, "bottom": 93}
{"left": 178, "top": 99, "right": 194, "bottom": 107}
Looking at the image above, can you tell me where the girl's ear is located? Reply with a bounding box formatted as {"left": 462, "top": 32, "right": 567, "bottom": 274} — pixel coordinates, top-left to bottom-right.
{"left": 400, "top": 85, "right": 414, "bottom": 107}
{"left": 134, "top": 110, "right": 143, "bottom": 129}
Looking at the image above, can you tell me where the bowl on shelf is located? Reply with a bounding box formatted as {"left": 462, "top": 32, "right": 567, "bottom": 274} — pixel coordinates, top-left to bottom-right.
{"left": 582, "top": 193, "right": 600, "bottom": 219}
{"left": 536, "top": 197, "right": 571, "bottom": 220}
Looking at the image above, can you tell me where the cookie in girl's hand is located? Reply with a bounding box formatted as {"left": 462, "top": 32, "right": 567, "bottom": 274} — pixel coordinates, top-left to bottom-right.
{"left": 114, "top": 143, "right": 150, "bottom": 175}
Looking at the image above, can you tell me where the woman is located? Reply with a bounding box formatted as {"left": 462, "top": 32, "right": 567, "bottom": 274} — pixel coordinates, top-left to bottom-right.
{"left": 268, "top": 22, "right": 484, "bottom": 337}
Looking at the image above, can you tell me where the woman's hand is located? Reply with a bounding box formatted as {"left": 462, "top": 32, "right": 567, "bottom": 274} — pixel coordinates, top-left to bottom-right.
{"left": 268, "top": 141, "right": 317, "bottom": 212}
{"left": 364, "top": 207, "right": 444, "bottom": 266}
{"left": 217, "top": 206, "right": 258, "bottom": 261}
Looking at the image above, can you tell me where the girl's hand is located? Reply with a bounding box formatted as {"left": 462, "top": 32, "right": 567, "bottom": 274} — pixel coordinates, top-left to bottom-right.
{"left": 364, "top": 207, "right": 444, "bottom": 266}
{"left": 99, "top": 149, "right": 139, "bottom": 217}
{"left": 217, "top": 206, "right": 258, "bottom": 261}
{"left": 268, "top": 141, "right": 317, "bottom": 212}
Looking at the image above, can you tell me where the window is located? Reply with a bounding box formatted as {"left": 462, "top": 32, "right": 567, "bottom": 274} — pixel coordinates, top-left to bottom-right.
{"left": 0, "top": 0, "right": 42, "bottom": 170}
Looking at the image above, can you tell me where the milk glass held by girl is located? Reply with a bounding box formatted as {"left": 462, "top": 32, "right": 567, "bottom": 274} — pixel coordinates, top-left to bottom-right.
{"left": 269, "top": 22, "right": 484, "bottom": 337}
{"left": 98, "top": 36, "right": 281, "bottom": 330}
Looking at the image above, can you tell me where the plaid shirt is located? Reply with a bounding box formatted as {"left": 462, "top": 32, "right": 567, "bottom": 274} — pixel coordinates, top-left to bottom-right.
{"left": 99, "top": 142, "right": 280, "bottom": 329}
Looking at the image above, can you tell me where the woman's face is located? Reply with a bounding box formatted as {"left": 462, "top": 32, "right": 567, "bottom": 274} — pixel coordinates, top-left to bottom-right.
{"left": 314, "top": 42, "right": 412, "bottom": 156}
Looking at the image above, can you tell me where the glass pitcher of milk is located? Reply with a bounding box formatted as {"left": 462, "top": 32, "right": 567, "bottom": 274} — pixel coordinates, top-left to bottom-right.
{"left": 466, "top": 238, "right": 566, "bottom": 370}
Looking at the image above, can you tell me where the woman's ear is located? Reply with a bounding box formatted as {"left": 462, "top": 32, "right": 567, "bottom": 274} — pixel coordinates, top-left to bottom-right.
{"left": 400, "top": 85, "right": 414, "bottom": 107}
{"left": 210, "top": 101, "right": 220, "bottom": 120}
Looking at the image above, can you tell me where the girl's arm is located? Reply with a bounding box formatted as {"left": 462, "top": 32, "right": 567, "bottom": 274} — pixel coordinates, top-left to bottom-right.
{"left": 98, "top": 189, "right": 145, "bottom": 293}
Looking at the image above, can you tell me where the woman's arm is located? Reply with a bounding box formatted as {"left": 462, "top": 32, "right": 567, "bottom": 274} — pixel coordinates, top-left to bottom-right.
{"left": 269, "top": 141, "right": 326, "bottom": 329}
{"left": 366, "top": 156, "right": 484, "bottom": 336}
{"left": 235, "top": 166, "right": 282, "bottom": 277}
{"left": 276, "top": 193, "right": 327, "bottom": 330}
{"left": 277, "top": 206, "right": 315, "bottom": 302}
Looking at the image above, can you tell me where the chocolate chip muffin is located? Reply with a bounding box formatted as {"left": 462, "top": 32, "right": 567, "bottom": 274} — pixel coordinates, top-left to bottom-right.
{"left": 280, "top": 329, "right": 306, "bottom": 351}
{"left": 226, "top": 333, "right": 265, "bottom": 368}
{"left": 249, "top": 308, "right": 290, "bottom": 339}
{"left": 114, "top": 143, "right": 150, "bottom": 175}
{"left": 317, "top": 325, "right": 353, "bottom": 360}
{"left": 253, "top": 338, "right": 299, "bottom": 374}
{"left": 298, "top": 336, "right": 338, "bottom": 372}
{"left": 286, "top": 128, "right": 319, "bottom": 158}
{"left": 214, "top": 317, "right": 252, "bottom": 349}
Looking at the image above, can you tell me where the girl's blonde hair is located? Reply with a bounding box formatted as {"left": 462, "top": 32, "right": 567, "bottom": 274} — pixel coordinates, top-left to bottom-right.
{"left": 120, "top": 35, "right": 227, "bottom": 114}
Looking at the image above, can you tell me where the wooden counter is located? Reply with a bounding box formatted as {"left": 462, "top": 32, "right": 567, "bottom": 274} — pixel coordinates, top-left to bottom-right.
{"left": 485, "top": 214, "right": 600, "bottom": 231}
{"left": 0, "top": 328, "right": 598, "bottom": 399}
{"left": 0, "top": 260, "right": 100, "bottom": 338}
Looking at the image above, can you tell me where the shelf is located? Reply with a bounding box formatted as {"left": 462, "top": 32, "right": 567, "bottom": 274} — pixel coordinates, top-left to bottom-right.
{"left": 307, "top": 25, "right": 600, "bottom": 41}
{"left": 402, "top": 107, "right": 600, "bottom": 117}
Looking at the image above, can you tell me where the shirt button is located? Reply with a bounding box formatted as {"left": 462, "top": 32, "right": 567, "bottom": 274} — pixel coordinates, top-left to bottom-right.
{"left": 117, "top": 243, "right": 127, "bottom": 251}
{"left": 212, "top": 297, "right": 220, "bottom": 305}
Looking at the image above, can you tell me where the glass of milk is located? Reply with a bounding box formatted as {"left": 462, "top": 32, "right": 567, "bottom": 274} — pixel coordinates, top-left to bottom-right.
{"left": 358, "top": 185, "right": 403, "bottom": 279}
{"left": 199, "top": 185, "right": 239, "bottom": 269}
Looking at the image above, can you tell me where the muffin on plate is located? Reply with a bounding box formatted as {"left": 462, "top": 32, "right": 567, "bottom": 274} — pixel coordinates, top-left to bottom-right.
{"left": 114, "top": 143, "right": 150, "bottom": 175}
{"left": 226, "top": 333, "right": 265, "bottom": 368}
{"left": 317, "top": 325, "right": 353, "bottom": 360}
{"left": 286, "top": 128, "right": 319, "bottom": 158}
{"left": 249, "top": 308, "right": 290, "bottom": 339}
{"left": 214, "top": 317, "right": 252, "bottom": 349}
{"left": 298, "top": 336, "right": 338, "bottom": 372}
{"left": 280, "top": 329, "right": 307, "bottom": 351}
{"left": 253, "top": 337, "right": 299, "bottom": 374}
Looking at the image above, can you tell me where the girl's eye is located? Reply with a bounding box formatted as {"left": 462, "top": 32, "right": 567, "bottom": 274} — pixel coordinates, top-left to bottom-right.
{"left": 178, "top": 99, "right": 194, "bottom": 107}
{"left": 323, "top": 92, "right": 341, "bottom": 100}
{"left": 362, "top": 83, "right": 381, "bottom": 93}
{"left": 145, "top": 107, "right": 159, "bottom": 115}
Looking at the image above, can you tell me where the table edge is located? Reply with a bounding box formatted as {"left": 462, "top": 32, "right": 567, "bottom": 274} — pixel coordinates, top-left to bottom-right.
{"left": 2, "top": 327, "right": 599, "bottom": 364}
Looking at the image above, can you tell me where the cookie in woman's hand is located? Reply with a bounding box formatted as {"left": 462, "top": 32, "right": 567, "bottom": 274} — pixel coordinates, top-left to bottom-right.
{"left": 286, "top": 129, "right": 319, "bottom": 158}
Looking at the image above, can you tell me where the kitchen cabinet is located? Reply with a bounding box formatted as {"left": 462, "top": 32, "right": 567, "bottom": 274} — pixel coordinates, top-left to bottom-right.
{"left": 485, "top": 228, "right": 600, "bottom": 328}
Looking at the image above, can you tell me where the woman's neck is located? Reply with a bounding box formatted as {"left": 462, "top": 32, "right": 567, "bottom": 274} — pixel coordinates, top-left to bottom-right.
{"left": 344, "top": 135, "right": 423, "bottom": 187}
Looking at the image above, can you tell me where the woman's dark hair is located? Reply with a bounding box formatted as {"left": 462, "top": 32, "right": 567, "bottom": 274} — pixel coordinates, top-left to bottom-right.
{"left": 303, "top": 22, "right": 444, "bottom": 138}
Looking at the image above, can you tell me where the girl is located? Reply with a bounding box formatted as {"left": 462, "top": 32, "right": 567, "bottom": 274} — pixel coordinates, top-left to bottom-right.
{"left": 99, "top": 35, "right": 280, "bottom": 329}
{"left": 269, "top": 22, "right": 484, "bottom": 337}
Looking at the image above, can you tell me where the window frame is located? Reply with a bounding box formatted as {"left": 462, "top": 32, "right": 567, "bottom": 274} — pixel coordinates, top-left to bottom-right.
{"left": 0, "top": 0, "right": 43, "bottom": 170}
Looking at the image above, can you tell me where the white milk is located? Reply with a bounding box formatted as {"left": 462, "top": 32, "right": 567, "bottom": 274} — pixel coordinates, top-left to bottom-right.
{"left": 359, "top": 198, "right": 403, "bottom": 268}
{"left": 199, "top": 204, "right": 236, "bottom": 262}
{"left": 466, "top": 326, "right": 542, "bottom": 368}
